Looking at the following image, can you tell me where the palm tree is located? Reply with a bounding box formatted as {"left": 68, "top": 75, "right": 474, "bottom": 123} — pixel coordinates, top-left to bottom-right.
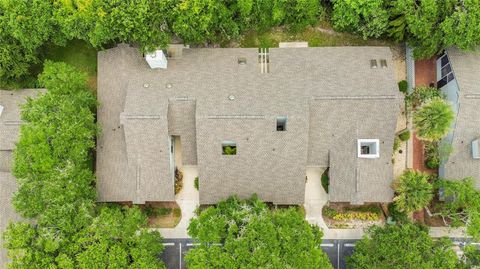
{"left": 413, "top": 98, "right": 454, "bottom": 141}
{"left": 393, "top": 170, "right": 433, "bottom": 213}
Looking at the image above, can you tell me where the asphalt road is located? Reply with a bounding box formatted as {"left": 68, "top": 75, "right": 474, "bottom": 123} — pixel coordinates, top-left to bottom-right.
{"left": 161, "top": 239, "right": 358, "bottom": 269}
{"left": 161, "top": 237, "right": 478, "bottom": 269}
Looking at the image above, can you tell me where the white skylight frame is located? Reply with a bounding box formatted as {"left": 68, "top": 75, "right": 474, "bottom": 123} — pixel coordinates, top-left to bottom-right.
{"left": 358, "top": 139, "right": 380, "bottom": 158}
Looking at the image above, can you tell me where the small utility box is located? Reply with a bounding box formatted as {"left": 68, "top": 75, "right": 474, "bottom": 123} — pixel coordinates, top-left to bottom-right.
{"left": 146, "top": 50, "right": 168, "bottom": 69}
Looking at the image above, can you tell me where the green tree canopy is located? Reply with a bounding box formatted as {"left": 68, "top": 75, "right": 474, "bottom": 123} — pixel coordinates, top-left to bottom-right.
{"left": 3, "top": 206, "right": 165, "bottom": 269}
{"left": 169, "top": 0, "right": 239, "bottom": 44}
{"left": 3, "top": 62, "right": 166, "bottom": 268}
{"left": 12, "top": 61, "right": 97, "bottom": 232}
{"left": 393, "top": 170, "right": 434, "bottom": 213}
{"left": 413, "top": 98, "right": 454, "bottom": 141}
{"left": 331, "top": 0, "right": 389, "bottom": 39}
{"left": 435, "top": 178, "right": 480, "bottom": 240}
{"left": 348, "top": 224, "right": 463, "bottom": 269}
{"left": 390, "top": 0, "right": 480, "bottom": 59}
{"left": 186, "top": 196, "right": 333, "bottom": 269}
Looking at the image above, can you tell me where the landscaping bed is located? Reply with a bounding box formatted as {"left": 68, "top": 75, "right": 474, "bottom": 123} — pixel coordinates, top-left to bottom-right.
{"left": 323, "top": 203, "right": 385, "bottom": 229}
{"left": 142, "top": 202, "right": 182, "bottom": 228}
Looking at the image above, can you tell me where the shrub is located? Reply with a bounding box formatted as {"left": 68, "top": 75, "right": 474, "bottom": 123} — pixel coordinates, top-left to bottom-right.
{"left": 175, "top": 167, "right": 183, "bottom": 194}
{"left": 406, "top": 87, "right": 444, "bottom": 110}
{"left": 413, "top": 98, "right": 454, "bottom": 141}
{"left": 332, "top": 212, "right": 380, "bottom": 221}
{"left": 393, "top": 170, "right": 434, "bottom": 213}
{"left": 194, "top": 176, "right": 199, "bottom": 190}
{"left": 398, "top": 80, "right": 408, "bottom": 94}
{"left": 321, "top": 169, "right": 329, "bottom": 193}
{"left": 322, "top": 207, "right": 337, "bottom": 218}
{"left": 398, "top": 130, "right": 411, "bottom": 141}
{"left": 393, "top": 137, "right": 401, "bottom": 152}
{"left": 387, "top": 203, "right": 409, "bottom": 224}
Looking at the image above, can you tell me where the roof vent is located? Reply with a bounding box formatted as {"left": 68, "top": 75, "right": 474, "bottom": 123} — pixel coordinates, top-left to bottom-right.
{"left": 166, "top": 83, "right": 173, "bottom": 89}
{"left": 143, "top": 83, "right": 150, "bottom": 88}
{"left": 0, "top": 105, "right": 3, "bottom": 117}
{"left": 370, "top": 59, "right": 377, "bottom": 69}
{"left": 238, "top": 57, "right": 247, "bottom": 65}
{"left": 380, "top": 59, "right": 387, "bottom": 68}
{"left": 228, "top": 95, "right": 235, "bottom": 101}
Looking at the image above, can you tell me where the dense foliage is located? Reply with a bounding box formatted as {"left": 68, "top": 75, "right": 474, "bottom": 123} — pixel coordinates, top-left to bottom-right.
{"left": 413, "top": 98, "right": 454, "bottom": 141}
{"left": 435, "top": 178, "right": 480, "bottom": 241}
{"left": 185, "top": 196, "right": 333, "bottom": 269}
{"left": 348, "top": 224, "right": 463, "bottom": 269}
{"left": 4, "top": 206, "right": 165, "bottom": 269}
{"left": 12, "top": 61, "right": 97, "bottom": 231}
{"left": 331, "top": 0, "right": 389, "bottom": 39}
{"left": 393, "top": 170, "right": 434, "bottom": 213}
{"left": 3, "top": 62, "right": 165, "bottom": 268}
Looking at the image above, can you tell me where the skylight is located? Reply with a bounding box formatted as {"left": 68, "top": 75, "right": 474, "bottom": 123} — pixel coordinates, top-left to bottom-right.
{"left": 358, "top": 139, "right": 380, "bottom": 158}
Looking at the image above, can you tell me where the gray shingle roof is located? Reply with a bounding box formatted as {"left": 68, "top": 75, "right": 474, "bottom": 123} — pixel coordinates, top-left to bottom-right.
{"left": 443, "top": 48, "right": 480, "bottom": 186}
{"left": 97, "top": 45, "right": 400, "bottom": 204}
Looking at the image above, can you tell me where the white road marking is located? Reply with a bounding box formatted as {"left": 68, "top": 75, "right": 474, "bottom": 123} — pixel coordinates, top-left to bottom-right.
{"left": 337, "top": 243, "right": 340, "bottom": 269}
{"left": 186, "top": 243, "right": 200, "bottom": 247}
{"left": 471, "top": 242, "right": 480, "bottom": 246}
{"left": 321, "top": 243, "right": 334, "bottom": 247}
{"left": 344, "top": 243, "right": 356, "bottom": 247}
{"left": 163, "top": 242, "right": 175, "bottom": 246}
{"left": 179, "top": 243, "right": 182, "bottom": 269}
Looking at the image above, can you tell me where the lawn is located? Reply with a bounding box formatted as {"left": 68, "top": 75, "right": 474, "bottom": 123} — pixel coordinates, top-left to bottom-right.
{"left": 42, "top": 39, "right": 98, "bottom": 91}
{"left": 239, "top": 26, "right": 393, "bottom": 48}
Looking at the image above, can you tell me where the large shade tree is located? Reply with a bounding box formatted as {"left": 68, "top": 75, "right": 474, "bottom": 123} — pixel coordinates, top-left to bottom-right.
{"left": 348, "top": 224, "right": 463, "bottom": 269}
{"left": 12, "top": 61, "right": 97, "bottom": 232}
{"left": 413, "top": 98, "right": 454, "bottom": 141}
{"left": 185, "top": 196, "right": 333, "bottom": 269}
{"left": 393, "top": 170, "right": 434, "bottom": 213}
{"left": 331, "top": 0, "right": 389, "bottom": 39}
{"left": 390, "top": 0, "right": 480, "bottom": 59}
{"left": 3, "top": 206, "right": 165, "bottom": 269}
{"left": 435, "top": 178, "right": 480, "bottom": 240}
{"left": 3, "top": 62, "right": 166, "bottom": 268}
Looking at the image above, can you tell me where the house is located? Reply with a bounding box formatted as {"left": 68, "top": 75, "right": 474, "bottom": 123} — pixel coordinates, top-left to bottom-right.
{"left": 96, "top": 44, "right": 402, "bottom": 205}
{"left": 0, "top": 89, "right": 41, "bottom": 268}
{"left": 437, "top": 48, "right": 480, "bottom": 187}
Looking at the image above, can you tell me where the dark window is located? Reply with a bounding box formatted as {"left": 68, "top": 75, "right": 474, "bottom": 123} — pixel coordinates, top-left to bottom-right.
{"left": 447, "top": 72, "right": 455, "bottom": 82}
{"left": 361, "top": 146, "right": 370, "bottom": 154}
{"left": 441, "top": 55, "right": 449, "bottom": 67}
{"left": 437, "top": 77, "right": 448, "bottom": 88}
{"left": 276, "top": 117, "right": 287, "bottom": 131}
{"left": 222, "top": 141, "right": 237, "bottom": 155}
{"left": 441, "top": 63, "right": 452, "bottom": 77}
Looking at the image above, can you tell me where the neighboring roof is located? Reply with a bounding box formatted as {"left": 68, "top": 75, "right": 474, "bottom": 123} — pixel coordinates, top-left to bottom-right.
{"left": 97, "top": 44, "right": 400, "bottom": 204}
{"left": 0, "top": 89, "right": 42, "bottom": 151}
{"left": 0, "top": 172, "right": 22, "bottom": 268}
{"left": 443, "top": 48, "right": 480, "bottom": 186}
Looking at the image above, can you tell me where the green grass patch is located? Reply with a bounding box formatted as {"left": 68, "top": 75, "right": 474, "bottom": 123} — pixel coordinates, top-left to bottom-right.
{"left": 239, "top": 26, "right": 392, "bottom": 48}
{"left": 41, "top": 39, "right": 98, "bottom": 91}
{"left": 43, "top": 39, "right": 97, "bottom": 77}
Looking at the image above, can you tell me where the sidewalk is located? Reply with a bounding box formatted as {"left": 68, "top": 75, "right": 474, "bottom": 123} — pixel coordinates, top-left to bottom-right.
{"left": 158, "top": 166, "right": 199, "bottom": 238}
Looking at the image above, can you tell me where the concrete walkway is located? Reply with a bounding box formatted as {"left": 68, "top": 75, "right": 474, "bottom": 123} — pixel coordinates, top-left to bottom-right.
{"left": 159, "top": 166, "right": 199, "bottom": 238}
{"left": 304, "top": 167, "right": 329, "bottom": 230}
